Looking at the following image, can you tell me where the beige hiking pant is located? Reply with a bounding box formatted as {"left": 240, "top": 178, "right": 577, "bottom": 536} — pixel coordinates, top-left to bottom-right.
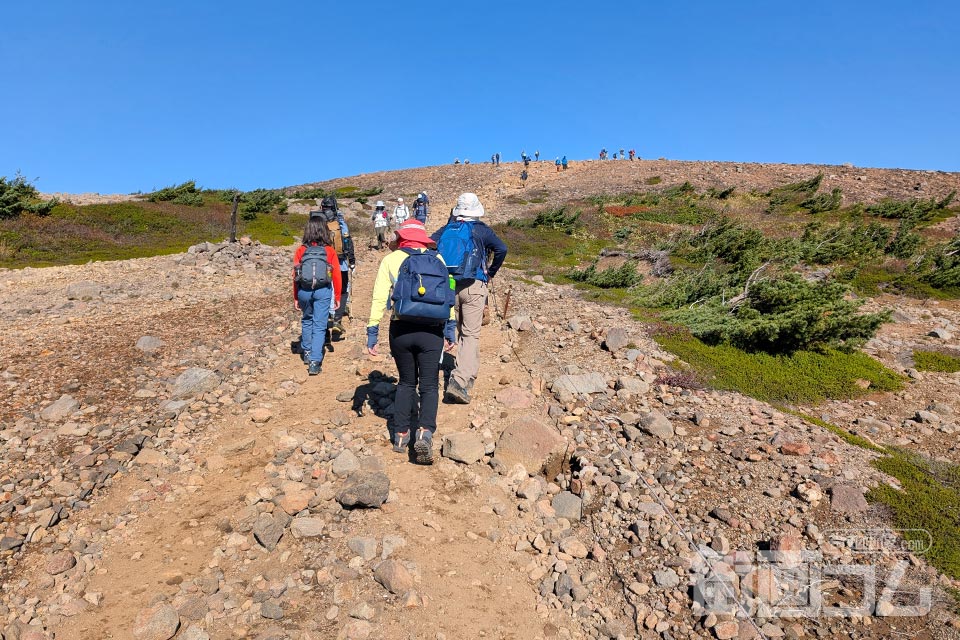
{"left": 452, "top": 279, "right": 488, "bottom": 389}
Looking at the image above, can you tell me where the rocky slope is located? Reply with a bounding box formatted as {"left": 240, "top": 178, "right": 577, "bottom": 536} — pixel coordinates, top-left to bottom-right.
{"left": 6, "top": 159, "right": 960, "bottom": 640}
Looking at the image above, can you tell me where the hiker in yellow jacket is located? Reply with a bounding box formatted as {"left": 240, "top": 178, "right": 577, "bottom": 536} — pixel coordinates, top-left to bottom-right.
{"left": 366, "top": 220, "right": 456, "bottom": 464}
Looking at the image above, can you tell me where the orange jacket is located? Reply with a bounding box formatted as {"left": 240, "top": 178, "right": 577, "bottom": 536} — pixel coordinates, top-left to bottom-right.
{"left": 293, "top": 243, "right": 342, "bottom": 305}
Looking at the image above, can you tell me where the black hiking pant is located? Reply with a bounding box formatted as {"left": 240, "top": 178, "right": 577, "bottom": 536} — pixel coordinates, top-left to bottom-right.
{"left": 334, "top": 269, "right": 349, "bottom": 323}
{"left": 389, "top": 321, "right": 443, "bottom": 434}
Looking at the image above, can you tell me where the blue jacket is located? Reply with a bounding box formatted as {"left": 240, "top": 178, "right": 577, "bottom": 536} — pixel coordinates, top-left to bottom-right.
{"left": 431, "top": 219, "right": 508, "bottom": 283}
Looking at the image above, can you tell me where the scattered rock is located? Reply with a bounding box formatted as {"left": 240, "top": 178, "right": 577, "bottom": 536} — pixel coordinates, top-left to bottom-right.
{"left": 45, "top": 551, "right": 76, "bottom": 575}
{"left": 495, "top": 387, "right": 536, "bottom": 409}
{"left": 829, "top": 484, "right": 868, "bottom": 514}
{"left": 40, "top": 395, "right": 79, "bottom": 421}
{"left": 135, "top": 336, "right": 165, "bottom": 353}
{"left": 494, "top": 416, "right": 566, "bottom": 474}
{"left": 337, "top": 471, "right": 390, "bottom": 508}
{"left": 373, "top": 560, "right": 414, "bottom": 595}
{"left": 133, "top": 603, "right": 180, "bottom": 640}
{"left": 442, "top": 432, "right": 485, "bottom": 464}
{"left": 169, "top": 368, "right": 221, "bottom": 400}
{"left": 603, "top": 327, "right": 631, "bottom": 352}
{"left": 640, "top": 410, "right": 674, "bottom": 439}
{"left": 551, "top": 491, "right": 582, "bottom": 521}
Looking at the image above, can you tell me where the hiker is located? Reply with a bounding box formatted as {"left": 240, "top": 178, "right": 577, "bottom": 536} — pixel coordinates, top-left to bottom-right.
{"left": 413, "top": 192, "right": 429, "bottom": 224}
{"left": 495, "top": 152, "right": 500, "bottom": 166}
{"left": 433, "top": 193, "right": 508, "bottom": 405}
{"left": 520, "top": 169, "right": 528, "bottom": 187}
{"left": 629, "top": 149, "right": 636, "bottom": 161}
{"left": 562, "top": 155, "right": 568, "bottom": 170}
{"left": 330, "top": 201, "right": 356, "bottom": 339}
{"left": 521, "top": 150, "right": 526, "bottom": 162}
{"left": 366, "top": 219, "right": 456, "bottom": 464}
{"left": 393, "top": 197, "right": 410, "bottom": 226}
{"left": 555, "top": 157, "right": 561, "bottom": 172}
{"left": 491, "top": 154, "right": 496, "bottom": 165}
{"left": 372, "top": 200, "right": 389, "bottom": 249}
{"left": 293, "top": 214, "right": 342, "bottom": 375}
{"left": 619, "top": 148, "right": 625, "bottom": 160}
{"left": 535, "top": 150, "right": 540, "bottom": 161}
{"left": 454, "top": 158, "right": 460, "bottom": 165}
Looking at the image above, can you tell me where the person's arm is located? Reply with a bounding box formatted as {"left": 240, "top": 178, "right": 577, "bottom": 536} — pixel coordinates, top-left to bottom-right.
{"left": 366, "top": 253, "right": 398, "bottom": 352}
{"left": 326, "top": 246, "right": 342, "bottom": 306}
{"left": 481, "top": 226, "right": 508, "bottom": 279}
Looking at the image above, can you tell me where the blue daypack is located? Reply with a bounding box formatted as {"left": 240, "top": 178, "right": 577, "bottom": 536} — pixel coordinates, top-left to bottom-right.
{"left": 391, "top": 249, "right": 455, "bottom": 325}
{"left": 436, "top": 221, "right": 483, "bottom": 282}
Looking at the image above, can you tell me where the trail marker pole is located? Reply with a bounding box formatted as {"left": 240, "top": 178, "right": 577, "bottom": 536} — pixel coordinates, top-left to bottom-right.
{"left": 229, "top": 193, "right": 239, "bottom": 242}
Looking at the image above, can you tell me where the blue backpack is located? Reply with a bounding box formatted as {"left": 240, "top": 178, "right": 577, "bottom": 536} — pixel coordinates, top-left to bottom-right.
{"left": 391, "top": 249, "right": 455, "bottom": 325}
{"left": 436, "top": 221, "right": 483, "bottom": 282}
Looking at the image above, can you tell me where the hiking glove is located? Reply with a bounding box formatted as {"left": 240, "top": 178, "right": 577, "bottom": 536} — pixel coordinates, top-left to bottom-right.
{"left": 366, "top": 325, "right": 379, "bottom": 349}
{"left": 443, "top": 319, "right": 456, "bottom": 344}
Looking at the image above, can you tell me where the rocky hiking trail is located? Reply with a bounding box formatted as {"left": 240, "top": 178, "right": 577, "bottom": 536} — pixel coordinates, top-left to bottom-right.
{"left": 2, "top": 223, "right": 960, "bottom": 639}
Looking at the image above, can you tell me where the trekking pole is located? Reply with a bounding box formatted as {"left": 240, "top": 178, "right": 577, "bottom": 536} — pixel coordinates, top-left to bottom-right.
{"left": 501, "top": 286, "right": 512, "bottom": 320}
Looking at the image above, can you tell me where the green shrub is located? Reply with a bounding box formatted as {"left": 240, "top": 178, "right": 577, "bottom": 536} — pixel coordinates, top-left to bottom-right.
{"left": 569, "top": 261, "right": 641, "bottom": 288}
{"left": 655, "top": 330, "right": 903, "bottom": 403}
{"left": 885, "top": 219, "right": 922, "bottom": 259}
{"left": 669, "top": 274, "right": 889, "bottom": 353}
{"left": 0, "top": 173, "right": 57, "bottom": 219}
{"left": 868, "top": 449, "right": 960, "bottom": 579}
{"left": 147, "top": 180, "right": 201, "bottom": 204}
{"left": 867, "top": 191, "right": 956, "bottom": 221}
{"left": 799, "top": 221, "right": 890, "bottom": 264}
{"left": 290, "top": 186, "right": 328, "bottom": 200}
{"left": 766, "top": 173, "right": 823, "bottom": 214}
{"left": 800, "top": 187, "right": 843, "bottom": 213}
{"left": 914, "top": 350, "right": 960, "bottom": 373}
{"left": 634, "top": 265, "right": 730, "bottom": 308}
{"left": 920, "top": 236, "right": 960, "bottom": 290}
{"left": 172, "top": 192, "right": 204, "bottom": 206}
{"left": 509, "top": 207, "right": 581, "bottom": 233}
{"left": 644, "top": 176, "right": 662, "bottom": 185}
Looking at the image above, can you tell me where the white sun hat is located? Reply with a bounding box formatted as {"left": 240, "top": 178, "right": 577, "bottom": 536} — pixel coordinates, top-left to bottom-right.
{"left": 452, "top": 192, "right": 485, "bottom": 218}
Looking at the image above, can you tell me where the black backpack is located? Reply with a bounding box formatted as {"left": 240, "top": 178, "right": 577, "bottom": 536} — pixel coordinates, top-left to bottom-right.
{"left": 296, "top": 245, "right": 332, "bottom": 290}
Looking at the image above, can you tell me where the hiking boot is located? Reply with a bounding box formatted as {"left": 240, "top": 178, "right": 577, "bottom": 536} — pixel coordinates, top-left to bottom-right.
{"left": 392, "top": 430, "right": 410, "bottom": 453}
{"left": 301, "top": 350, "right": 311, "bottom": 364}
{"left": 308, "top": 361, "right": 322, "bottom": 376}
{"left": 331, "top": 323, "right": 344, "bottom": 341}
{"left": 413, "top": 428, "right": 434, "bottom": 465}
{"left": 444, "top": 379, "right": 471, "bottom": 405}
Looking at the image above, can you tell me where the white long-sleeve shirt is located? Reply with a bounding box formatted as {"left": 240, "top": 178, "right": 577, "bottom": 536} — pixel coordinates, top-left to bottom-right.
{"left": 392, "top": 204, "right": 410, "bottom": 226}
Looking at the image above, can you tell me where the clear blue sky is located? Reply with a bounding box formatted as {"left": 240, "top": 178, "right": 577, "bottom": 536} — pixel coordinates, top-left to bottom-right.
{"left": 2, "top": 1, "right": 957, "bottom": 193}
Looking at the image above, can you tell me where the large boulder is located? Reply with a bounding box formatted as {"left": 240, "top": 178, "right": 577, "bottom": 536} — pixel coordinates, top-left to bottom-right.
{"left": 494, "top": 416, "right": 567, "bottom": 474}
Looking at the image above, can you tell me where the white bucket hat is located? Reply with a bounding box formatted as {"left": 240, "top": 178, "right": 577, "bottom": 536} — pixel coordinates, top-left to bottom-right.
{"left": 452, "top": 192, "right": 485, "bottom": 218}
